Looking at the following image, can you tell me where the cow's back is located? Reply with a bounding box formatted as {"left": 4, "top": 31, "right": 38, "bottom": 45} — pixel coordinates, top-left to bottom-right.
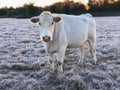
{"left": 53, "top": 13, "right": 96, "bottom": 48}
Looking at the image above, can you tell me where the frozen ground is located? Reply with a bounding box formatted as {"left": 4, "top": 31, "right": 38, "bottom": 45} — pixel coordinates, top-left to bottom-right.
{"left": 0, "top": 16, "right": 120, "bottom": 90}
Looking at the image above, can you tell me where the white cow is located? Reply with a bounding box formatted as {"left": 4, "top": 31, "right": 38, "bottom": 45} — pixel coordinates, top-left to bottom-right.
{"left": 30, "top": 11, "right": 97, "bottom": 72}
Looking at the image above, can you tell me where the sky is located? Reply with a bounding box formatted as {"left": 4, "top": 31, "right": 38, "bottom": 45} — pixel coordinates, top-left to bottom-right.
{"left": 0, "top": 0, "right": 88, "bottom": 8}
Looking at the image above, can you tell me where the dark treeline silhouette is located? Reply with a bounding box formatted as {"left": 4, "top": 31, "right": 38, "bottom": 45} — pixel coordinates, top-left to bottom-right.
{"left": 0, "top": 0, "right": 120, "bottom": 18}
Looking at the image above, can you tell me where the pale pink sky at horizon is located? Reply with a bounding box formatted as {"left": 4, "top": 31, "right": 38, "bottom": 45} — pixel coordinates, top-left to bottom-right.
{"left": 0, "top": 0, "right": 88, "bottom": 8}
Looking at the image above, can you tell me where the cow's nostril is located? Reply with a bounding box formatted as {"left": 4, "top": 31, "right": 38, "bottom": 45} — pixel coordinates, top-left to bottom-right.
{"left": 43, "top": 36, "right": 51, "bottom": 42}
{"left": 48, "top": 36, "right": 50, "bottom": 40}
{"left": 43, "top": 37, "right": 45, "bottom": 40}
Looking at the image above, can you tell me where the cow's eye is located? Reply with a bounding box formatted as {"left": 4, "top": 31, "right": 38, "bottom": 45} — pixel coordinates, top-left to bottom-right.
{"left": 39, "top": 22, "right": 41, "bottom": 25}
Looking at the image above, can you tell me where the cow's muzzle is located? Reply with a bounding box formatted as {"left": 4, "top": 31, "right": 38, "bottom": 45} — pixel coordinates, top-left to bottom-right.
{"left": 42, "top": 35, "right": 51, "bottom": 42}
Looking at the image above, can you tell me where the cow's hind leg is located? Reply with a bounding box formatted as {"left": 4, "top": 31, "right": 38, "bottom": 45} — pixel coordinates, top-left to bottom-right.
{"left": 89, "top": 48, "right": 93, "bottom": 58}
{"left": 78, "top": 44, "right": 85, "bottom": 64}
{"left": 88, "top": 39, "right": 97, "bottom": 64}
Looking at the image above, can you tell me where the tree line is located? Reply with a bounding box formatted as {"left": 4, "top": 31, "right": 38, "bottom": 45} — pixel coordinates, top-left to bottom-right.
{"left": 0, "top": 0, "right": 120, "bottom": 18}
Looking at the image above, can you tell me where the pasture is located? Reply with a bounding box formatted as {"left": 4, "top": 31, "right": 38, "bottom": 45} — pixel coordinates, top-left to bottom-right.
{"left": 0, "top": 16, "right": 120, "bottom": 90}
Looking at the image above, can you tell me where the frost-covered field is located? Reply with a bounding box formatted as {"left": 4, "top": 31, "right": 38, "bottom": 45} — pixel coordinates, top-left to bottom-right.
{"left": 0, "top": 16, "right": 120, "bottom": 90}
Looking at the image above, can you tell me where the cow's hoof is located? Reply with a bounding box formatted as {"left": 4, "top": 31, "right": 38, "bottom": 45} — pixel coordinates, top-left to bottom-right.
{"left": 57, "top": 68, "right": 63, "bottom": 73}
{"left": 92, "top": 61, "right": 97, "bottom": 65}
{"left": 57, "top": 66, "right": 63, "bottom": 73}
{"left": 78, "top": 60, "right": 84, "bottom": 65}
{"left": 50, "top": 67, "right": 55, "bottom": 72}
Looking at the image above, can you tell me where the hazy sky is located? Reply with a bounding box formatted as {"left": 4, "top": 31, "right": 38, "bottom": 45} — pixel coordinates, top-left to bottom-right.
{"left": 0, "top": 0, "right": 88, "bottom": 8}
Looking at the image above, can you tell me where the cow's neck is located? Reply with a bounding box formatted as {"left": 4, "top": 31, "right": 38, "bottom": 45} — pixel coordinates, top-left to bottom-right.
{"left": 43, "top": 25, "right": 60, "bottom": 53}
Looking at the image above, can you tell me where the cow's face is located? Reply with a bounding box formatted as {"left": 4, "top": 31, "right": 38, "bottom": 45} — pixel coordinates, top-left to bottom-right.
{"left": 31, "top": 11, "right": 61, "bottom": 42}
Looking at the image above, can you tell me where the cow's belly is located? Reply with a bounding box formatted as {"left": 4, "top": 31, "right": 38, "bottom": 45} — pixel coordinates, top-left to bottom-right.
{"left": 67, "top": 35, "right": 87, "bottom": 48}
{"left": 65, "top": 28, "right": 88, "bottom": 48}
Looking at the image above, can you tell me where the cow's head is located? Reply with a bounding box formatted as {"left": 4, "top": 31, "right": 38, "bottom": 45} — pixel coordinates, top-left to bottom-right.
{"left": 30, "top": 11, "right": 61, "bottom": 42}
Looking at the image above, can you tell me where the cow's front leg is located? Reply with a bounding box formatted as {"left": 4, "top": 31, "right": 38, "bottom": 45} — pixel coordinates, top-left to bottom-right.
{"left": 57, "top": 46, "right": 66, "bottom": 72}
{"left": 49, "top": 53, "right": 55, "bottom": 72}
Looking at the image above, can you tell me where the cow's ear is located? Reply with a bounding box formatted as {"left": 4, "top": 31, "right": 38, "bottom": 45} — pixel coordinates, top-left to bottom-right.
{"left": 53, "top": 16, "right": 61, "bottom": 23}
{"left": 30, "top": 17, "right": 39, "bottom": 23}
